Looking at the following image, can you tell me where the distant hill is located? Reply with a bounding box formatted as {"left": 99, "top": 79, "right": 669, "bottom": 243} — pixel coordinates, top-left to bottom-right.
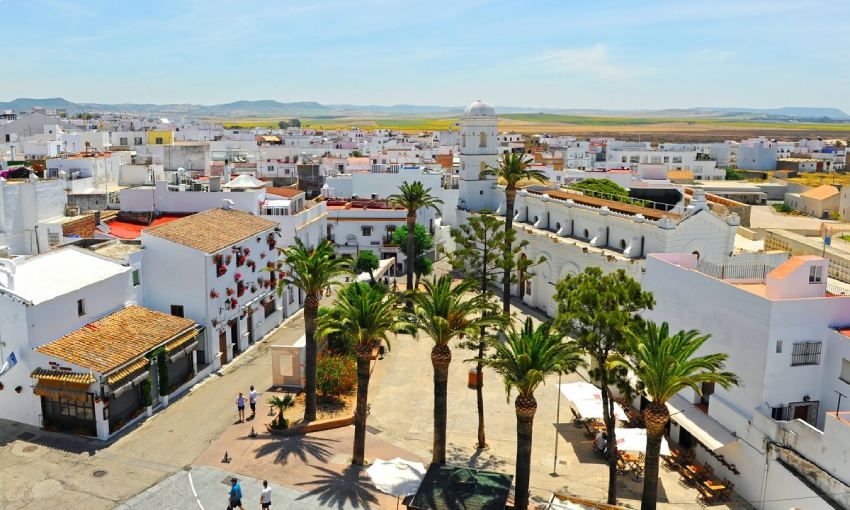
{"left": 0, "top": 97, "right": 847, "bottom": 121}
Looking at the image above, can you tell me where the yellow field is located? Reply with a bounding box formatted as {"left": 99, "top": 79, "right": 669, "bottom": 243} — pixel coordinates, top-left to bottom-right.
{"left": 209, "top": 115, "right": 850, "bottom": 141}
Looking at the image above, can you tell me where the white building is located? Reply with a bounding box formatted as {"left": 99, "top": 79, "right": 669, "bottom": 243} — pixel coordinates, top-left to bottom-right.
{"left": 141, "top": 207, "right": 293, "bottom": 367}
{"left": 261, "top": 187, "right": 327, "bottom": 249}
{"left": 0, "top": 177, "right": 70, "bottom": 254}
{"left": 737, "top": 137, "right": 779, "bottom": 171}
{"left": 0, "top": 248, "right": 134, "bottom": 432}
{"left": 643, "top": 253, "right": 850, "bottom": 509}
{"left": 457, "top": 101, "right": 500, "bottom": 212}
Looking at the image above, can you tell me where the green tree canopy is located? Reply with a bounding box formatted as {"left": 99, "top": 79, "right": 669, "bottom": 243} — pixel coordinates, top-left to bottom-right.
{"left": 553, "top": 267, "right": 655, "bottom": 504}
{"left": 353, "top": 251, "right": 380, "bottom": 283}
{"left": 570, "top": 178, "right": 629, "bottom": 198}
{"left": 390, "top": 224, "right": 433, "bottom": 255}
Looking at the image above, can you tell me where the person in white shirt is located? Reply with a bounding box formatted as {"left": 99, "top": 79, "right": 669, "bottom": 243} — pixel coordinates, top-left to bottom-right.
{"left": 249, "top": 385, "right": 258, "bottom": 419}
{"left": 260, "top": 480, "right": 272, "bottom": 509}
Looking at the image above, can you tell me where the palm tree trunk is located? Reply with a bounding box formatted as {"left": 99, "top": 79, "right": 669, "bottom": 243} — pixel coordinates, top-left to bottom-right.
{"left": 352, "top": 346, "right": 372, "bottom": 466}
{"left": 303, "top": 293, "right": 319, "bottom": 422}
{"left": 514, "top": 395, "right": 537, "bottom": 510}
{"left": 502, "top": 188, "right": 516, "bottom": 314}
{"left": 599, "top": 362, "right": 618, "bottom": 505}
{"left": 641, "top": 402, "right": 669, "bottom": 510}
{"left": 406, "top": 213, "right": 415, "bottom": 292}
{"left": 475, "top": 338, "right": 486, "bottom": 449}
{"left": 431, "top": 344, "right": 451, "bottom": 464}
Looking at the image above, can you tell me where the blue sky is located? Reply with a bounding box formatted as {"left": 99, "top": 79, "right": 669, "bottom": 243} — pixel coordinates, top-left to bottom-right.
{"left": 3, "top": 0, "right": 850, "bottom": 112}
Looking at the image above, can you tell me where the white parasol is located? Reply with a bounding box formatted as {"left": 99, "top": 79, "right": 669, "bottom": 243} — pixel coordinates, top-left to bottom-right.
{"left": 367, "top": 457, "right": 427, "bottom": 497}
{"left": 615, "top": 427, "right": 671, "bottom": 455}
{"left": 570, "top": 394, "right": 628, "bottom": 421}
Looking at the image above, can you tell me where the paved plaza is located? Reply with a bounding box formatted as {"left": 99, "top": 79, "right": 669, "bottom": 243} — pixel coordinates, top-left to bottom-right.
{"left": 0, "top": 266, "right": 753, "bottom": 509}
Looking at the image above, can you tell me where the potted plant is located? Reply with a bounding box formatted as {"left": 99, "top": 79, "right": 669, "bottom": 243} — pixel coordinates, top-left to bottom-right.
{"left": 243, "top": 247, "right": 251, "bottom": 256}
{"left": 217, "top": 264, "right": 228, "bottom": 277}
{"left": 234, "top": 272, "right": 243, "bottom": 282}
{"left": 266, "top": 394, "right": 295, "bottom": 431}
{"left": 209, "top": 290, "right": 219, "bottom": 299}
{"left": 226, "top": 287, "right": 234, "bottom": 296}
{"left": 141, "top": 379, "right": 153, "bottom": 417}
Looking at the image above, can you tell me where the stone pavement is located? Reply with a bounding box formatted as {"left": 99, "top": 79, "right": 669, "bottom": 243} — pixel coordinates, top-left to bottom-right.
{"left": 118, "top": 464, "right": 372, "bottom": 510}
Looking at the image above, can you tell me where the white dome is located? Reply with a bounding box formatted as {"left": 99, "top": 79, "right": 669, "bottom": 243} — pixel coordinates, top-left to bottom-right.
{"left": 463, "top": 100, "right": 496, "bottom": 118}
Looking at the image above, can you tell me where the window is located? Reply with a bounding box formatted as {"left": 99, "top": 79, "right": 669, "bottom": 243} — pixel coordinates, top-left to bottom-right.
{"left": 77, "top": 299, "right": 86, "bottom": 316}
{"left": 288, "top": 286, "right": 295, "bottom": 304}
{"left": 809, "top": 265, "right": 823, "bottom": 284}
{"left": 155, "top": 137, "right": 164, "bottom": 145}
{"left": 119, "top": 137, "right": 128, "bottom": 145}
{"left": 134, "top": 137, "right": 143, "bottom": 145}
{"left": 132, "top": 270, "right": 140, "bottom": 287}
{"left": 775, "top": 340, "right": 783, "bottom": 353}
{"left": 791, "top": 341, "right": 822, "bottom": 366}
{"left": 361, "top": 226, "right": 373, "bottom": 237}
{"left": 264, "top": 298, "right": 276, "bottom": 318}
{"left": 479, "top": 132, "right": 487, "bottom": 148}
{"left": 48, "top": 232, "right": 61, "bottom": 247}
{"left": 841, "top": 358, "right": 850, "bottom": 384}
{"left": 43, "top": 396, "right": 94, "bottom": 421}
{"left": 170, "top": 305, "right": 184, "bottom": 318}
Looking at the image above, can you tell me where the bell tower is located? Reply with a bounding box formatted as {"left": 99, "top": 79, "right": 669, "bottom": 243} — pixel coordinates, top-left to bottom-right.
{"left": 458, "top": 100, "right": 499, "bottom": 212}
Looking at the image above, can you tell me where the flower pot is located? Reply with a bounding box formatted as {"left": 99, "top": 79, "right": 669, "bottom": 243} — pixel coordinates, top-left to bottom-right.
{"left": 467, "top": 367, "right": 482, "bottom": 389}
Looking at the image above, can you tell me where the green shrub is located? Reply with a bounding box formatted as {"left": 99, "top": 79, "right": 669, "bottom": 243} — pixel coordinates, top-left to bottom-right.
{"left": 156, "top": 350, "right": 169, "bottom": 397}
{"left": 316, "top": 353, "right": 357, "bottom": 398}
{"left": 140, "top": 379, "right": 153, "bottom": 407}
{"left": 772, "top": 203, "right": 793, "bottom": 213}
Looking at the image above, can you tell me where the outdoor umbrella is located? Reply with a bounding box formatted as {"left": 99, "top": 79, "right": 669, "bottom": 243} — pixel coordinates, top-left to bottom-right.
{"left": 615, "top": 427, "right": 671, "bottom": 455}
{"left": 367, "top": 457, "right": 427, "bottom": 501}
{"left": 571, "top": 395, "right": 629, "bottom": 421}
{"left": 559, "top": 382, "right": 600, "bottom": 402}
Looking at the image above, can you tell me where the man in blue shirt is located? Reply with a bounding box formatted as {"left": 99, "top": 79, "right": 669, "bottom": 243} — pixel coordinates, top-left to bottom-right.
{"left": 228, "top": 477, "right": 244, "bottom": 510}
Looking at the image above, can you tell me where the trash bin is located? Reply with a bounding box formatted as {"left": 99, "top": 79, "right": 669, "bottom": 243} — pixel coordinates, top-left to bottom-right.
{"left": 468, "top": 367, "right": 482, "bottom": 388}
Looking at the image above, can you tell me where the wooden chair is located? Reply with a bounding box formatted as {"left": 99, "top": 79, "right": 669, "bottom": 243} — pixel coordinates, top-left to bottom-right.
{"left": 679, "top": 465, "right": 698, "bottom": 485}
{"left": 721, "top": 480, "right": 734, "bottom": 500}
{"left": 696, "top": 483, "right": 716, "bottom": 505}
{"left": 571, "top": 407, "right": 584, "bottom": 427}
{"left": 702, "top": 464, "right": 714, "bottom": 479}
{"left": 584, "top": 421, "right": 596, "bottom": 439}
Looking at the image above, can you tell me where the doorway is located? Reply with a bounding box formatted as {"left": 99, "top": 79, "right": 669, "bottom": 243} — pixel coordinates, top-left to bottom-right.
{"left": 229, "top": 319, "right": 240, "bottom": 357}
{"left": 247, "top": 313, "right": 254, "bottom": 344}
{"left": 219, "top": 331, "right": 228, "bottom": 364}
{"left": 518, "top": 254, "right": 528, "bottom": 298}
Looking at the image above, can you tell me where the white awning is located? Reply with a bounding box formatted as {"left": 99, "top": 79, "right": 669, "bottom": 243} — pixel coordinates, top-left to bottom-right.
{"left": 667, "top": 394, "right": 737, "bottom": 451}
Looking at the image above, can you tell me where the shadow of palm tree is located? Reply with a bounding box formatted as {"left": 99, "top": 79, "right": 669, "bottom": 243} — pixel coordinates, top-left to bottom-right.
{"left": 445, "top": 443, "right": 509, "bottom": 471}
{"left": 248, "top": 435, "right": 338, "bottom": 465}
{"left": 295, "top": 464, "right": 379, "bottom": 509}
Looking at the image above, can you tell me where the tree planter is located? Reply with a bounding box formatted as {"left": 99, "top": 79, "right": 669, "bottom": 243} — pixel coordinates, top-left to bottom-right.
{"left": 467, "top": 367, "right": 482, "bottom": 389}
{"left": 145, "top": 406, "right": 153, "bottom": 418}
{"left": 161, "top": 394, "right": 169, "bottom": 407}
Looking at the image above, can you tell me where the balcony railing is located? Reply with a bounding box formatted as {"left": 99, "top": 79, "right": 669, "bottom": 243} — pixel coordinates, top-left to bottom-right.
{"left": 697, "top": 260, "right": 779, "bottom": 280}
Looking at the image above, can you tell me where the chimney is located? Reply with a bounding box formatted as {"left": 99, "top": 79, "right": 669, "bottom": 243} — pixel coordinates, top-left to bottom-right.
{"left": 221, "top": 199, "right": 234, "bottom": 211}
{"left": 209, "top": 175, "right": 221, "bottom": 192}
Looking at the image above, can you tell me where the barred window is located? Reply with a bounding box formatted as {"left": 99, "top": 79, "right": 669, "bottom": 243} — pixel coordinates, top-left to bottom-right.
{"left": 791, "top": 341, "right": 822, "bottom": 366}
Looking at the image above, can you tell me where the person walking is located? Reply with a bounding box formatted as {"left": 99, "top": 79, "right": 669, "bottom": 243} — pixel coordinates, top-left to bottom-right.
{"left": 236, "top": 392, "right": 246, "bottom": 423}
{"left": 228, "top": 478, "right": 244, "bottom": 510}
{"left": 249, "top": 385, "right": 258, "bottom": 419}
{"left": 259, "top": 480, "right": 272, "bottom": 509}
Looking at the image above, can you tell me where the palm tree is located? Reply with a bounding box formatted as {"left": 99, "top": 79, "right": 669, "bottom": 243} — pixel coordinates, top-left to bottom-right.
{"left": 387, "top": 181, "right": 443, "bottom": 292}
{"left": 413, "top": 275, "right": 497, "bottom": 464}
{"left": 322, "top": 282, "right": 411, "bottom": 465}
{"left": 267, "top": 394, "right": 295, "bottom": 428}
{"left": 483, "top": 318, "right": 583, "bottom": 510}
{"left": 276, "top": 238, "right": 351, "bottom": 422}
{"left": 611, "top": 322, "right": 739, "bottom": 510}
{"left": 480, "top": 153, "right": 546, "bottom": 313}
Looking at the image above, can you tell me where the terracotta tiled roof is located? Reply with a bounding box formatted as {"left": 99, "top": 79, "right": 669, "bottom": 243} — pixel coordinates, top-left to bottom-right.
{"left": 534, "top": 189, "right": 680, "bottom": 221}
{"left": 768, "top": 255, "right": 821, "bottom": 281}
{"left": 36, "top": 306, "right": 196, "bottom": 374}
{"left": 266, "top": 187, "right": 305, "bottom": 198}
{"left": 31, "top": 368, "right": 96, "bottom": 386}
{"left": 800, "top": 184, "right": 839, "bottom": 201}
{"left": 144, "top": 208, "right": 277, "bottom": 253}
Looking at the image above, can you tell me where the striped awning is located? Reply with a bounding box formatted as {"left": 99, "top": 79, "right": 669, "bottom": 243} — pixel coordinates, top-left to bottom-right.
{"left": 165, "top": 330, "right": 199, "bottom": 353}
{"left": 106, "top": 357, "right": 150, "bottom": 387}
{"left": 31, "top": 368, "right": 94, "bottom": 403}
{"left": 31, "top": 368, "right": 95, "bottom": 386}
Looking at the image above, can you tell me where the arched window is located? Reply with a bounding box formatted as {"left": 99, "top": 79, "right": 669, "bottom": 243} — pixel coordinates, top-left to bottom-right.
{"left": 583, "top": 229, "right": 589, "bottom": 239}
{"left": 620, "top": 239, "right": 627, "bottom": 250}
{"left": 479, "top": 132, "right": 487, "bottom": 148}
{"left": 692, "top": 250, "right": 701, "bottom": 261}
{"left": 555, "top": 222, "right": 561, "bottom": 232}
